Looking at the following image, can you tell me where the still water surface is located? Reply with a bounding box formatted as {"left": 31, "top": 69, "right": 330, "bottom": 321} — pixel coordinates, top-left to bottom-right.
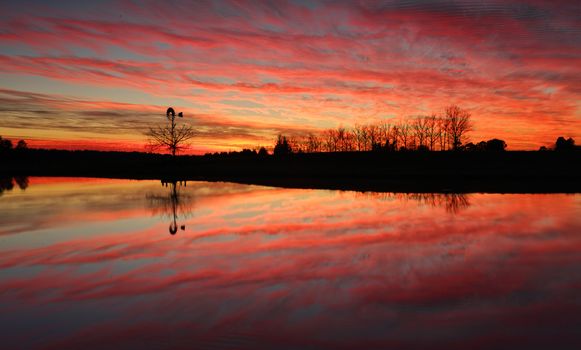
{"left": 1, "top": 177, "right": 580, "bottom": 349}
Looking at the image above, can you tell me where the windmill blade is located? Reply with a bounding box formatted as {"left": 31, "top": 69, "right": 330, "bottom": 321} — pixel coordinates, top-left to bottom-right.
{"left": 166, "top": 107, "right": 175, "bottom": 117}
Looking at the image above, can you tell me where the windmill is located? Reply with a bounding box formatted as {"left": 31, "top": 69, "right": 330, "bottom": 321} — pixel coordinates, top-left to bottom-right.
{"left": 166, "top": 107, "right": 183, "bottom": 122}
{"left": 147, "top": 107, "right": 194, "bottom": 156}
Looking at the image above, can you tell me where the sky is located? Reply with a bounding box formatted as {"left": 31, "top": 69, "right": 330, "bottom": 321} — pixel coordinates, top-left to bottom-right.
{"left": 0, "top": 0, "right": 579, "bottom": 153}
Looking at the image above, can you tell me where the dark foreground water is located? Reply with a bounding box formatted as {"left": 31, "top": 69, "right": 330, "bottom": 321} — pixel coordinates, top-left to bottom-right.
{"left": 0, "top": 177, "right": 580, "bottom": 349}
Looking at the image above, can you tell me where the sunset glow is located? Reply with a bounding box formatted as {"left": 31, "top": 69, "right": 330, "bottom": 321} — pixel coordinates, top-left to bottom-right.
{"left": 0, "top": 0, "right": 580, "bottom": 152}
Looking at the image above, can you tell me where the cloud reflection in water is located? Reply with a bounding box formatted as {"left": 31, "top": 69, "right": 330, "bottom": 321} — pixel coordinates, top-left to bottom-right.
{"left": 0, "top": 178, "right": 579, "bottom": 349}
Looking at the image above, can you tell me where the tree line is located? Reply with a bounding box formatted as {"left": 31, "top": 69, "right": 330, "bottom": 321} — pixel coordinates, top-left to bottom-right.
{"left": 272, "top": 105, "right": 578, "bottom": 156}
{"left": 275, "top": 105, "right": 482, "bottom": 155}
{"left": 1, "top": 102, "right": 577, "bottom": 159}
{"left": 0, "top": 136, "right": 28, "bottom": 154}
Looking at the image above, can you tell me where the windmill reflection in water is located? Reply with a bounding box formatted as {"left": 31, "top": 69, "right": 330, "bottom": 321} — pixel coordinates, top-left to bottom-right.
{"left": 146, "top": 179, "right": 193, "bottom": 235}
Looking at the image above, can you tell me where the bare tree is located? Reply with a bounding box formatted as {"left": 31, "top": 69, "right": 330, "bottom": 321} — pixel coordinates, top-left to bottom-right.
{"left": 397, "top": 122, "right": 411, "bottom": 150}
{"left": 264, "top": 105, "right": 472, "bottom": 154}
{"left": 336, "top": 127, "right": 347, "bottom": 151}
{"left": 367, "top": 124, "right": 379, "bottom": 149}
{"left": 425, "top": 114, "right": 439, "bottom": 151}
{"left": 288, "top": 135, "right": 303, "bottom": 153}
{"left": 293, "top": 135, "right": 307, "bottom": 153}
{"left": 353, "top": 124, "right": 365, "bottom": 151}
{"left": 323, "top": 129, "right": 336, "bottom": 152}
{"left": 306, "top": 133, "right": 322, "bottom": 152}
{"left": 445, "top": 105, "right": 472, "bottom": 150}
{"left": 378, "top": 121, "right": 391, "bottom": 148}
{"left": 438, "top": 116, "right": 450, "bottom": 151}
{"left": 360, "top": 124, "right": 370, "bottom": 151}
{"left": 412, "top": 116, "right": 430, "bottom": 149}
{"left": 390, "top": 124, "right": 399, "bottom": 151}
{"left": 147, "top": 107, "right": 195, "bottom": 156}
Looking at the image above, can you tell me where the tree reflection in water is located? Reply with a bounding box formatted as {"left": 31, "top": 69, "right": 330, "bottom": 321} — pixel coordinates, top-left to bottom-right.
{"left": 355, "top": 192, "right": 470, "bottom": 213}
{"left": 146, "top": 180, "right": 193, "bottom": 235}
{"left": 0, "top": 176, "right": 29, "bottom": 197}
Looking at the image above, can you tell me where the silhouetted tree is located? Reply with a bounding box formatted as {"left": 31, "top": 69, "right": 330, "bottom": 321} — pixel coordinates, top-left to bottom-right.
{"left": 555, "top": 137, "right": 575, "bottom": 151}
{"left": 259, "top": 105, "right": 486, "bottom": 154}
{"left": 425, "top": 114, "right": 439, "bottom": 151}
{"left": 367, "top": 124, "right": 379, "bottom": 149}
{"left": 412, "top": 116, "right": 430, "bottom": 149}
{"left": 445, "top": 105, "right": 472, "bottom": 150}
{"left": 146, "top": 107, "right": 195, "bottom": 156}
{"left": 0, "top": 136, "right": 13, "bottom": 153}
{"left": 353, "top": 124, "right": 365, "bottom": 151}
{"left": 397, "top": 122, "right": 411, "bottom": 149}
{"left": 323, "top": 129, "right": 337, "bottom": 152}
{"left": 274, "top": 134, "right": 292, "bottom": 156}
{"left": 378, "top": 121, "right": 391, "bottom": 148}
{"left": 390, "top": 125, "right": 399, "bottom": 151}
{"left": 258, "top": 147, "right": 269, "bottom": 157}
{"left": 306, "top": 133, "right": 322, "bottom": 153}
{"left": 285, "top": 136, "right": 301, "bottom": 153}
{"left": 15, "top": 140, "right": 28, "bottom": 150}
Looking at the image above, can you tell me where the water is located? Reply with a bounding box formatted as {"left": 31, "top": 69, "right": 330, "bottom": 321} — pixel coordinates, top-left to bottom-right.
{"left": 1, "top": 177, "right": 580, "bottom": 349}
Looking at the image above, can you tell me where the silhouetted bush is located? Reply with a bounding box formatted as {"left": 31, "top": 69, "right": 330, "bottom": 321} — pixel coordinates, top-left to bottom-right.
{"left": 464, "top": 139, "right": 506, "bottom": 151}
{"left": 203, "top": 148, "right": 264, "bottom": 160}
{"left": 555, "top": 137, "right": 575, "bottom": 151}
{"left": 464, "top": 142, "right": 479, "bottom": 151}
{"left": 485, "top": 139, "right": 507, "bottom": 151}
{"left": 258, "top": 147, "right": 269, "bottom": 157}
{"left": 371, "top": 142, "right": 384, "bottom": 152}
